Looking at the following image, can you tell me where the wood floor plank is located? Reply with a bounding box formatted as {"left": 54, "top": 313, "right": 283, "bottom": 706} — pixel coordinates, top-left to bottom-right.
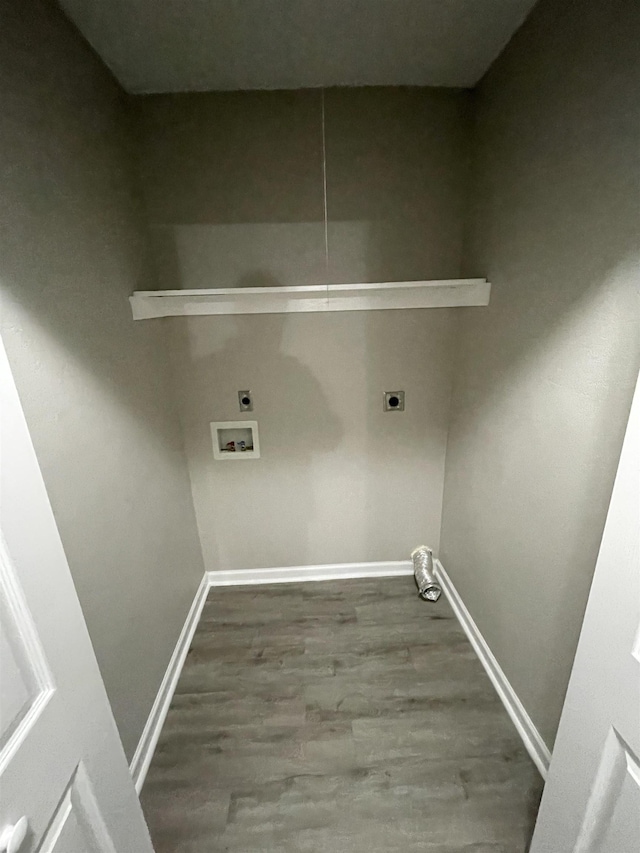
{"left": 141, "top": 577, "right": 542, "bottom": 852}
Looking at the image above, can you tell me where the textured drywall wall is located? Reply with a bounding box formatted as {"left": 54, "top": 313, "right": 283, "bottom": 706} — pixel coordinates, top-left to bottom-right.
{"left": 324, "top": 88, "right": 471, "bottom": 283}
{"left": 133, "top": 87, "right": 472, "bottom": 288}
{"left": 440, "top": 0, "right": 640, "bottom": 749}
{"left": 0, "top": 0, "right": 204, "bottom": 759}
{"left": 170, "top": 310, "right": 456, "bottom": 571}
{"left": 134, "top": 88, "right": 471, "bottom": 569}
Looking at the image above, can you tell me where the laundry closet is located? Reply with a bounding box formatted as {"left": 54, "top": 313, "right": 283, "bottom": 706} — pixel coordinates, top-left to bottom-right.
{"left": 1, "top": 0, "right": 638, "bottom": 851}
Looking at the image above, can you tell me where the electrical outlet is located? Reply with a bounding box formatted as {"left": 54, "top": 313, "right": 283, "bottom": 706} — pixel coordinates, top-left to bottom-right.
{"left": 384, "top": 391, "right": 405, "bottom": 411}
{"left": 238, "top": 390, "right": 253, "bottom": 412}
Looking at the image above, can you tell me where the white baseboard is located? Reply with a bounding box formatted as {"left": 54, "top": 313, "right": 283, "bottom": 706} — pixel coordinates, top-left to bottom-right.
{"left": 129, "top": 571, "right": 210, "bottom": 793}
{"left": 207, "top": 560, "right": 414, "bottom": 586}
{"left": 435, "top": 559, "right": 552, "bottom": 778}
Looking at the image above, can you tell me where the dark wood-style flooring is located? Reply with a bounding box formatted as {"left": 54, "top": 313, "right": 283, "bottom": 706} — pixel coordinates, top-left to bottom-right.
{"left": 141, "top": 577, "right": 543, "bottom": 852}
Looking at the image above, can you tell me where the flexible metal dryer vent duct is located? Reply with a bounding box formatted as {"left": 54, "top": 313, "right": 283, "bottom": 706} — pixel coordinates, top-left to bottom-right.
{"left": 411, "top": 545, "right": 442, "bottom": 602}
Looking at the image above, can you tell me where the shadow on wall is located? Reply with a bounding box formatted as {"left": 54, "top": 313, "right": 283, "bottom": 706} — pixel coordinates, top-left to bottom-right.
{"left": 135, "top": 87, "right": 470, "bottom": 568}
{"left": 170, "top": 294, "right": 344, "bottom": 570}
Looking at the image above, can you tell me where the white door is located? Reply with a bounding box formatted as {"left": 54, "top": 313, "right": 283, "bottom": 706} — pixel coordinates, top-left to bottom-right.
{"left": 530, "top": 370, "right": 640, "bottom": 852}
{"left": 0, "top": 335, "right": 155, "bottom": 853}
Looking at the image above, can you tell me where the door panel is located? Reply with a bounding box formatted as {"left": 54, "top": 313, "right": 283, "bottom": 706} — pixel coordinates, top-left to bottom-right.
{"left": 0, "top": 333, "right": 155, "bottom": 853}
{"left": 0, "top": 539, "right": 54, "bottom": 766}
{"left": 39, "top": 763, "right": 118, "bottom": 853}
{"left": 573, "top": 728, "right": 640, "bottom": 853}
{"left": 530, "top": 371, "right": 640, "bottom": 851}
{"left": 0, "top": 533, "right": 73, "bottom": 844}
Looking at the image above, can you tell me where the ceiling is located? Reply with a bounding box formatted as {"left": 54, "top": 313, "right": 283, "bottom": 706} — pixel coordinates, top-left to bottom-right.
{"left": 59, "top": 0, "right": 538, "bottom": 94}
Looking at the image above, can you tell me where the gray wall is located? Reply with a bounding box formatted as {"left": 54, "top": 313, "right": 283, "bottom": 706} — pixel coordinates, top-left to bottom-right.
{"left": 0, "top": 0, "right": 204, "bottom": 759}
{"left": 325, "top": 88, "right": 470, "bottom": 283}
{"left": 133, "top": 88, "right": 471, "bottom": 570}
{"left": 170, "top": 310, "right": 456, "bottom": 571}
{"left": 134, "top": 87, "right": 471, "bottom": 288}
{"left": 440, "top": 0, "right": 640, "bottom": 749}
